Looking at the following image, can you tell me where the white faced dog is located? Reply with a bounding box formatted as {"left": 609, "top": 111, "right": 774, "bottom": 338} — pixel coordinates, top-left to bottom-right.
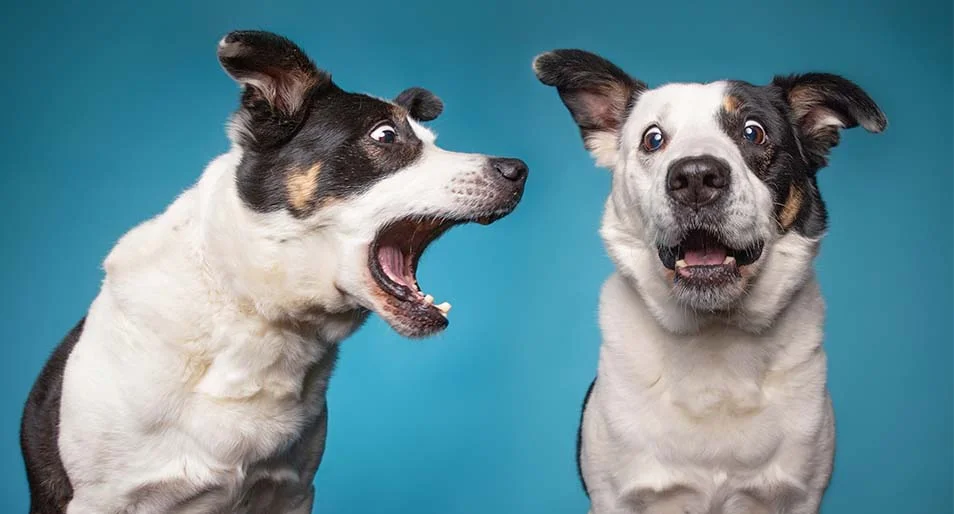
{"left": 20, "top": 31, "right": 527, "bottom": 514}
{"left": 534, "top": 50, "right": 885, "bottom": 513}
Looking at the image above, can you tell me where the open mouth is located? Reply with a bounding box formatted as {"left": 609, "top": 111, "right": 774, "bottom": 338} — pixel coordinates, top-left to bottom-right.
{"left": 657, "top": 230, "right": 764, "bottom": 285}
{"left": 368, "top": 213, "right": 501, "bottom": 334}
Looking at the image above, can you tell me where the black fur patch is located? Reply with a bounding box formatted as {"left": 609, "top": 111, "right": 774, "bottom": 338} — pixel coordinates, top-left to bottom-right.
{"left": 21, "top": 318, "right": 85, "bottom": 514}
{"left": 234, "top": 84, "right": 428, "bottom": 216}
{"left": 577, "top": 378, "right": 596, "bottom": 497}
{"left": 718, "top": 77, "right": 885, "bottom": 238}
{"left": 219, "top": 30, "right": 444, "bottom": 217}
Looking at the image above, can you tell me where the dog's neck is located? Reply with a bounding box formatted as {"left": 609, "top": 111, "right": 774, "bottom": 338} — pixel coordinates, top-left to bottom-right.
{"left": 599, "top": 270, "right": 827, "bottom": 419}
{"left": 194, "top": 148, "right": 368, "bottom": 335}
{"left": 102, "top": 148, "right": 367, "bottom": 350}
{"left": 99, "top": 148, "right": 369, "bottom": 401}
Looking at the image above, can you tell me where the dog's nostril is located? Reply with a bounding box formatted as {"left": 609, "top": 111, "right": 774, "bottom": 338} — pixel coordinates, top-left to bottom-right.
{"left": 670, "top": 175, "right": 688, "bottom": 191}
{"left": 489, "top": 157, "right": 529, "bottom": 182}
{"left": 666, "top": 155, "right": 731, "bottom": 208}
{"left": 704, "top": 171, "right": 727, "bottom": 189}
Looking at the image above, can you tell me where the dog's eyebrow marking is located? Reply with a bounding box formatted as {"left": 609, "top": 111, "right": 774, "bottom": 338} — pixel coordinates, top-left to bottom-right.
{"left": 722, "top": 95, "right": 741, "bottom": 114}
{"left": 286, "top": 162, "right": 322, "bottom": 213}
{"left": 778, "top": 184, "right": 803, "bottom": 229}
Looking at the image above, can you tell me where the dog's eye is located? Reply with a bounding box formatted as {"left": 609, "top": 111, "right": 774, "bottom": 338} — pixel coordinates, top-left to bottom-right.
{"left": 370, "top": 123, "right": 397, "bottom": 144}
{"left": 641, "top": 125, "right": 665, "bottom": 152}
{"left": 743, "top": 120, "right": 767, "bottom": 145}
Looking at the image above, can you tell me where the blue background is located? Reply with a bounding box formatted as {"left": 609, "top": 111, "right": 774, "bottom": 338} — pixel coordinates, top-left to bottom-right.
{"left": 1, "top": 1, "right": 951, "bottom": 512}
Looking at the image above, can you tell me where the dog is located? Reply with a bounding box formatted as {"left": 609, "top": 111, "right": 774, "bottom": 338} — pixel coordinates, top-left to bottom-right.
{"left": 20, "top": 30, "right": 528, "bottom": 514}
{"left": 534, "top": 50, "right": 885, "bottom": 513}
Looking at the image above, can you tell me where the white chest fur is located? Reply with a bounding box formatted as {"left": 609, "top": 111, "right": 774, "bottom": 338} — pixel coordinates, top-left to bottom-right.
{"left": 56, "top": 177, "right": 363, "bottom": 513}
{"left": 582, "top": 273, "right": 833, "bottom": 514}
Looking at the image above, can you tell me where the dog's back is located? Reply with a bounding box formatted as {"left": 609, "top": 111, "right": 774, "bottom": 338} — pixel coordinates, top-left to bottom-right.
{"left": 21, "top": 319, "right": 84, "bottom": 514}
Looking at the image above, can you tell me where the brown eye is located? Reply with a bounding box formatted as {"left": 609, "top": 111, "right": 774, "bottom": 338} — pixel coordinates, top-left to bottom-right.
{"left": 641, "top": 125, "right": 665, "bottom": 152}
{"left": 743, "top": 120, "right": 767, "bottom": 145}
{"left": 370, "top": 123, "right": 397, "bottom": 144}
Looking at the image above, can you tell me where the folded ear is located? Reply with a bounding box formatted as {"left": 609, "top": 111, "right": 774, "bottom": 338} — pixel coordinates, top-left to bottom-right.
{"left": 773, "top": 73, "right": 887, "bottom": 171}
{"left": 394, "top": 87, "right": 443, "bottom": 122}
{"left": 218, "top": 30, "right": 330, "bottom": 147}
{"left": 533, "top": 49, "right": 646, "bottom": 168}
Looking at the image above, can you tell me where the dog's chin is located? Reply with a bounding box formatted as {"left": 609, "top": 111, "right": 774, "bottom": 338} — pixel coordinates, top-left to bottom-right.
{"left": 373, "top": 295, "right": 450, "bottom": 338}
{"left": 363, "top": 210, "right": 512, "bottom": 339}
{"left": 657, "top": 229, "right": 765, "bottom": 312}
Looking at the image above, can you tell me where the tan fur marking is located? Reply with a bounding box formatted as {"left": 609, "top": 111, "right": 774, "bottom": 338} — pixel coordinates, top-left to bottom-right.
{"left": 779, "top": 184, "right": 803, "bottom": 229}
{"left": 286, "top": 163, "right": 321, "bottom": 212}
{"left": 722, "top": 95, "right": 741, "bottom": 113}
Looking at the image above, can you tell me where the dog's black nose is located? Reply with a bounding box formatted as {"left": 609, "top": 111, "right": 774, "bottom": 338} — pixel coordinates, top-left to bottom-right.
{"left": 667, "top": 156, "right": 730, "bottom": 208}
{"left": 490, "top": 157, "right": 529, "bottom": 182}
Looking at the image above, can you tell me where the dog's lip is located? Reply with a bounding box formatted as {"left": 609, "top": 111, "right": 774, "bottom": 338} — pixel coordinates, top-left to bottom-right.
{"left": 367, "top": 210, "right": 513, "bottom": 333}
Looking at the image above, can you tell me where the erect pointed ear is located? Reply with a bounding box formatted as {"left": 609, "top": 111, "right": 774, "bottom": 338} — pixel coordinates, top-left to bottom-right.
{"left": 218, "top": 30, "right": 330, "bottom": 147}
{"left": 533, "top": 49, "right": 646, "bottom": 168}
{"left": 394, "top": 87, "right": 443, "bottom": 122}
{"left": 773, "top": 73, "right": 887, "bottom": 171}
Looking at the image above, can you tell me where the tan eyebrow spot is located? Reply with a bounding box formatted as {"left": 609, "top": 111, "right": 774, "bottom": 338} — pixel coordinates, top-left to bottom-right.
{"left": 286, "top": 162, "right": 322, "bottom": 212}
{"left": 722, "top": 95, "right": 741, "bottom": 113}
{"left": 779, "top": 183, "right": 803, "bottom": 230}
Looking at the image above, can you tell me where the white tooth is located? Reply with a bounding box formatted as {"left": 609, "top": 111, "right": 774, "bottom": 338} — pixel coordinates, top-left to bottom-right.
{"left": 723, "top": 256, "right": 736, "bottom": 265}
{"left": 424, "top": 294, "right": 434, "bottom": 304}
{"left": 675, "top": 259, "right": 688, "bottom": 268}
{"left": 435, "top": 302, "right": 451, "bottom": 314}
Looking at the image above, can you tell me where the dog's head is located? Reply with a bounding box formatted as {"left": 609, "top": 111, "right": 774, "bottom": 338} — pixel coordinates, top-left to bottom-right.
{"left": 213, "top": 31, "right": 527, "bottom": 337}
{"left": 534, "top": 50, "right": 885, "bottom": 332}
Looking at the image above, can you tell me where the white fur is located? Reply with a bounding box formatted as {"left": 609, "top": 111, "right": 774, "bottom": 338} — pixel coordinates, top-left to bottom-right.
{"left": 58, "top": 119, "right": 499, "bottom": 513}
{"left": 581, "top": 83, "right": 833, "bottom": 513}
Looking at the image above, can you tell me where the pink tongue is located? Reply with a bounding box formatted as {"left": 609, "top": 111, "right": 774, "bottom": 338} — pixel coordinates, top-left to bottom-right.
{"left": 684, "top": 245, "right": 727, "bottom": 266}
{"left": 378, "top": 245, "right": 413, "bottom": 287}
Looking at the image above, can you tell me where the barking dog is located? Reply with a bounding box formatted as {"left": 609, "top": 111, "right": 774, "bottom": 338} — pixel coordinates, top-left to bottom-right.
{"left": 20, "top": 31, "right": 527, "bottom": 514}
{"left": 534, "top": 50, "right": 884, "bottom": 513}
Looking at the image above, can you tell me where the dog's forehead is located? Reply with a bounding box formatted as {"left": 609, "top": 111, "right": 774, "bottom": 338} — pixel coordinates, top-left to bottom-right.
{"left": 630, "top": 82, "right": 729, "bottom": 125}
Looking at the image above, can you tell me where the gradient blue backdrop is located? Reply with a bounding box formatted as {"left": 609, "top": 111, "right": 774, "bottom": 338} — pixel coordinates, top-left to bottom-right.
{"left": 1, "top": 1, "right": 951, "bottom": 512}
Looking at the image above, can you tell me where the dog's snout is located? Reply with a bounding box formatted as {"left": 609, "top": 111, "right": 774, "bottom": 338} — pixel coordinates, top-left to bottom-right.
{"left": 489, "top": 157, "right": 529, "bottom": 183}
{"left": 667, "top": 155, "right": 730, "bottom": 208}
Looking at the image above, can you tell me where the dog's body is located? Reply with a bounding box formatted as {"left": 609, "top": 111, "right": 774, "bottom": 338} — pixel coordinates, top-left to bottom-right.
{"left": 21, "top": 31, "right": 527, "bottom": 514}
{"left": 583, "top": 271, "right": 832, "bottom": 514}
{"left": 535, "top": 53, "right": 884, "bottom": 513}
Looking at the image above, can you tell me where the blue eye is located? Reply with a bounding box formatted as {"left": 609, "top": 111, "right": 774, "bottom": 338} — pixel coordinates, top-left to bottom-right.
{"left": 642, "top": 126, "right": 665, "bottom": 152}
{"left": 743, "top": 120, "right": 767, "bottom": 145}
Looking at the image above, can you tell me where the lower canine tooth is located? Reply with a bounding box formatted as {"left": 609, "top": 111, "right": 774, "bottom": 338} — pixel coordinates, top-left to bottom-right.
{"left": 435, "top": 302, "right": 451, "bottom": 314}
{"left": 424, "top": 294, "right": 434, "bottom": 304}
{"left": 675, "top": 259, "right": 688, "bottom": 268}
{"left": 723, "top": 256, "right": 736, "bottom": 265}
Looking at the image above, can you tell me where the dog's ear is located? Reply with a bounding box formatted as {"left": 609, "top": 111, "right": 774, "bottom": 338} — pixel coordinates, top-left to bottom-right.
{"left": 533, "top": 49, "right": 646, "bottom": 168}
{"left": 394, "top": 87, "right": 443, "bottom": 122}
{"left": 773, "top": 73, "right": 886, "bottom": 171}
{"left": 218, "top": 30, "right": 330, "bottom": 147}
